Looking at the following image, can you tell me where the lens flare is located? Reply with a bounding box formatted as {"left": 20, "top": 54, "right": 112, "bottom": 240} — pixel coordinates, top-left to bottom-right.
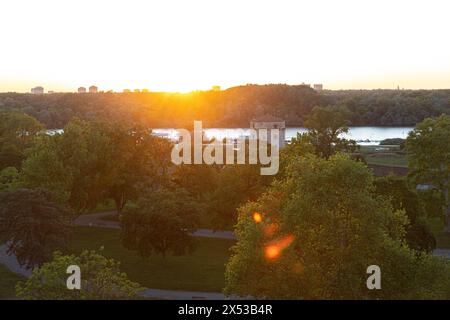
{"left": 253, "top": 212, "right": 263, "bottom": 223}
{"left": 264, "top": 234, "right": 295, "bottom": 261}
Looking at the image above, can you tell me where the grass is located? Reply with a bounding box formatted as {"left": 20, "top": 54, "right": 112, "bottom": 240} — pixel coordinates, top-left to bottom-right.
{"left": 428, "top": 217, "right": 450, "bottom": 249}
{"left": 69, "top": 226, "right": 235, "bottom": 292}
{"left": 357, "top": 145, "right": 408, "bottom": 168}
{"left": 0, "top": 264, "right": 24, "bottom": 300}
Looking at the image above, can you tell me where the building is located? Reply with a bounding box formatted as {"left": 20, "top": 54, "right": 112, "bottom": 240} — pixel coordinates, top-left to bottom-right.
{"left": 250, "top": 115, "right": 286, "bottom": 148}
{"left": 89, "top": 85, "right": 98, "bottom": 93}
{"left": 313, "top": 84, "right": 323, "bottom": 91}
{"left": 78, "top": 87, "right": 86, "bottom": 93}
{"left": 31, "top": 86, "right": 44, "bottom": 94}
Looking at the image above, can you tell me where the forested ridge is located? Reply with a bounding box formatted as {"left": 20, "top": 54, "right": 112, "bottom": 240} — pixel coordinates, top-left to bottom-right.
{"left": 1, "top": 84, "right": 449, "bottom": 128}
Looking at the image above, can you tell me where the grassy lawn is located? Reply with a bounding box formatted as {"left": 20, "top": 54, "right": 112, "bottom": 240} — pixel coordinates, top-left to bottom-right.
{"left": 358, "top": 145, "right": 408, "bottom": 168}
{"left": 0, "top": 264, "right": 24, "bottom": 300}
{"left": 428, "top": 218, "right": 450, "bottom": 249}
{"left": 69, "top": 226, "right": 235, "bottom": 292}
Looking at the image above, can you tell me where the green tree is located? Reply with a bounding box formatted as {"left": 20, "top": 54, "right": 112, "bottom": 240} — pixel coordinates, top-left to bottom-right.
{"left": 0, "top": 111, "right": 44, "bottom": 170}
{"left": 121, "top": 188, "right": 200, "bottom": 258}
{"left": 16, "top": 250, "right": 143, "bottom": 300}
{"left": 374, "top": 176, "right": 436, "bottom": 252}
{"left": 405, "top": 115, "right": 450, "bottom": 232}
{"left": 20, "top": 119, "right": 172, "bottom": 213}
{"left": 208, "top": 164, "right": 272, "bottom": 230}
{"left": 0, "top": 189, "right": 72, "bottom": 269}
{"left": 0, "top": 167, "right": 20, "bottom": 191}
{"left": 225, "top": 154, "right": 450, "bottom": 299}
{"left": 304, "top": 106, "right": 356, "bottom": 158}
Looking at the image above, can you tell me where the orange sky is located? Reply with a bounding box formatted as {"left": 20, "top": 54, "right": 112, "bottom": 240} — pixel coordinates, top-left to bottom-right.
{"left": 1, "top": 0, "right": 449, "bottom": 93}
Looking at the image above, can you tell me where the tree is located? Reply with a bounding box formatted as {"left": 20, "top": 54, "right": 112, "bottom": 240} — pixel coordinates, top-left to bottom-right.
{"left": 106, "top": 127, "right": 173, "bottom": 213}
{"left": 0, "top": 167, "right": 20, "bottom": 191}
{"left": 0, "top": 111, "right": 44, "bottom": 170}
{"left": 0, "top": 189, "right": 72, "bottom": 269}
{"left": 121, "top": 188, "right": 200, "bottom": 258}
{"left": 20, "top": 119, "right": 172, "bottom": 213}
{"left": 225, "top": 154, "right": 450, "bottom": 299}
{"left": 207, "top": 164, "right": 272, "bottom": 230}
{"left": 15, "top": 250, "right": 143, "bottom": 300}
{"left": 405, "top": 115, "right": 450, "bottom": 232}
{"left": 304, "top": 106, "right": 356, "bottom": 158}
{"left": 374, "top": 176, "right": 436, "bottom": 252}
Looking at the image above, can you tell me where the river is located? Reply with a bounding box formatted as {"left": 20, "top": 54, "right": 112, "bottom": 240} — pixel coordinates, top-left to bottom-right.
{"left": 152, "top": 127, "right": 414, "bottom": 145}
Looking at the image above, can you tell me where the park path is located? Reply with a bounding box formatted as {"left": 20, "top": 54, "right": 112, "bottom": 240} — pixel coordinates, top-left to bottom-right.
{"left": 0, "top": 245, "right": 229, "bottom": 300}
{"left": 73, "top": 211, "right": 237, "bottom": 240}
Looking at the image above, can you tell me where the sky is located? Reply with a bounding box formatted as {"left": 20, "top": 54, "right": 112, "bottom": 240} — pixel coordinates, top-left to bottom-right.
{"left": 1, "top": 0, "right": 449, "bottom": 93}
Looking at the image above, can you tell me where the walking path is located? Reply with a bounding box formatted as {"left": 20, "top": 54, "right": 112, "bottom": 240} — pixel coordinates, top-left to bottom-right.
{"left": 433, "top": 249, "right": 450, "bottom": 259}
{"left": 0, "top": 244, "right": 228, "bottom": 300}
{"left": 73, "top": 211, "right": 237, "bottom": 240}
{"left": 0, "top": 245, "right": 32, "bottom": 277}
{"left": 4, "top": 212, "right": 450, "bottom": 300}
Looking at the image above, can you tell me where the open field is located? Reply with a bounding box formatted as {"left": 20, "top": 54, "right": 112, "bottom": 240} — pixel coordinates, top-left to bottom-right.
{"left": 0, "top": 264, "right": 23, "bottom": 300}
{"left": 69, "top": 226, "right": 235, "bottom": 292}
{"left": 358, "top": 145, "right": 408, "bottom": 168}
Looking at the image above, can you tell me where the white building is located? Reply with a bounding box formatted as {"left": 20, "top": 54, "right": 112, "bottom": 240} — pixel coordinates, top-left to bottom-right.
{"left": 89, "top": 85, "right": 98, "bottom": 93}
{"left": 313, "top": 84, "right": 323, "bottom": 91}
{"left": 78, "top": 87, "right": 86, "bottom": 93}
{"left": 250, "top": 115, "right": 286, "bottom": 148}
{"left": 31, "top": 86, "right": 44, "bottom": 94}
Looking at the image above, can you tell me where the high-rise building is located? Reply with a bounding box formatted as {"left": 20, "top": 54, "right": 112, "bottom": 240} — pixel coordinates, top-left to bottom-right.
{"left": 31, "top": 86, "right": 44, "bottom": 94}
{"left": 78, "top": 87, "right": 86, "bottom": 93}
{"left": 313, "top": 84, "right": 323, "bottom": 91}
{"left": 89, "top": 85, "right": 98, "bottom": 93}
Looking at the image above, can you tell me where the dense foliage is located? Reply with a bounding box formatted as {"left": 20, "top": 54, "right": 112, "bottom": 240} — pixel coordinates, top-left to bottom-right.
{"left": 0, "top": 111, "right": 44, "bottom": 170}
{"left": 1, "top": 86, "right": 449, "bottom": 129}
{"left": 0, "top": 189, "right": 72, "bottom": 269}
{"left": 405, "top": 114, "right": 450, "bottom": 231}
{"left": 121, "top": 188, "right": 200, "bottom": 258}
{"left": 20, "top": 118, "right": 172, "bottom": 213}
{"left": 16, "top": 250, "right": 143, "bottom": 299}
{"left": 225, "top": 154, "right": 450, "bottom": 299}
{"left": 374, "top": 176, "right": 436, "bottom": 252}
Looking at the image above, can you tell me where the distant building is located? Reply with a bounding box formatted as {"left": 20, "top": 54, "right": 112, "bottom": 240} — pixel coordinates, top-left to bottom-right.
{"left": 250, "top": 115, "right": 286, "bottom": 148}
{"left": 89, "top": 86, "right": 98, "bottom": 93}
{"left": 31, "top": 86, "right": 44, "bottom": 94}
{"left": 313, "top": 84, "right": 323, "bottom": 91}
{"left": 78, "top": 87, "right": 86, "bottom": 93}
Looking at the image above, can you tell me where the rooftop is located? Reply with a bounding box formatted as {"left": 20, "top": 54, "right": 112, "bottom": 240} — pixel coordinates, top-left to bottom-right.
{"left": 251, "top": 115, "right": 285, "bottom": 122}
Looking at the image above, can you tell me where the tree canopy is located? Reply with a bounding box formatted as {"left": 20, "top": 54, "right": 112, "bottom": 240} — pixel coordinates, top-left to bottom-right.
{"left": 121, "top": 188, "right": 201, "bottom": 258}
{"left": 16, "top": 250, "right": 143, "bottom": 300}
{"left": 225, "top": 154, "right": 450, "bottom": 299}
{"left": 405, "top": 114, "right": 450, "bottom": 232}
{"left": 0, "top": 111, "right": 44, "bottom": 170}
{"left": 0, "top": 189, "right": 72, "bottom": 269}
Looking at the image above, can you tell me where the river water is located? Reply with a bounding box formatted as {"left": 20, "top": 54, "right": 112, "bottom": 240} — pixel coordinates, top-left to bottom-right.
{"left": 152, "top": 127, "right": 414, "bottom": 145}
